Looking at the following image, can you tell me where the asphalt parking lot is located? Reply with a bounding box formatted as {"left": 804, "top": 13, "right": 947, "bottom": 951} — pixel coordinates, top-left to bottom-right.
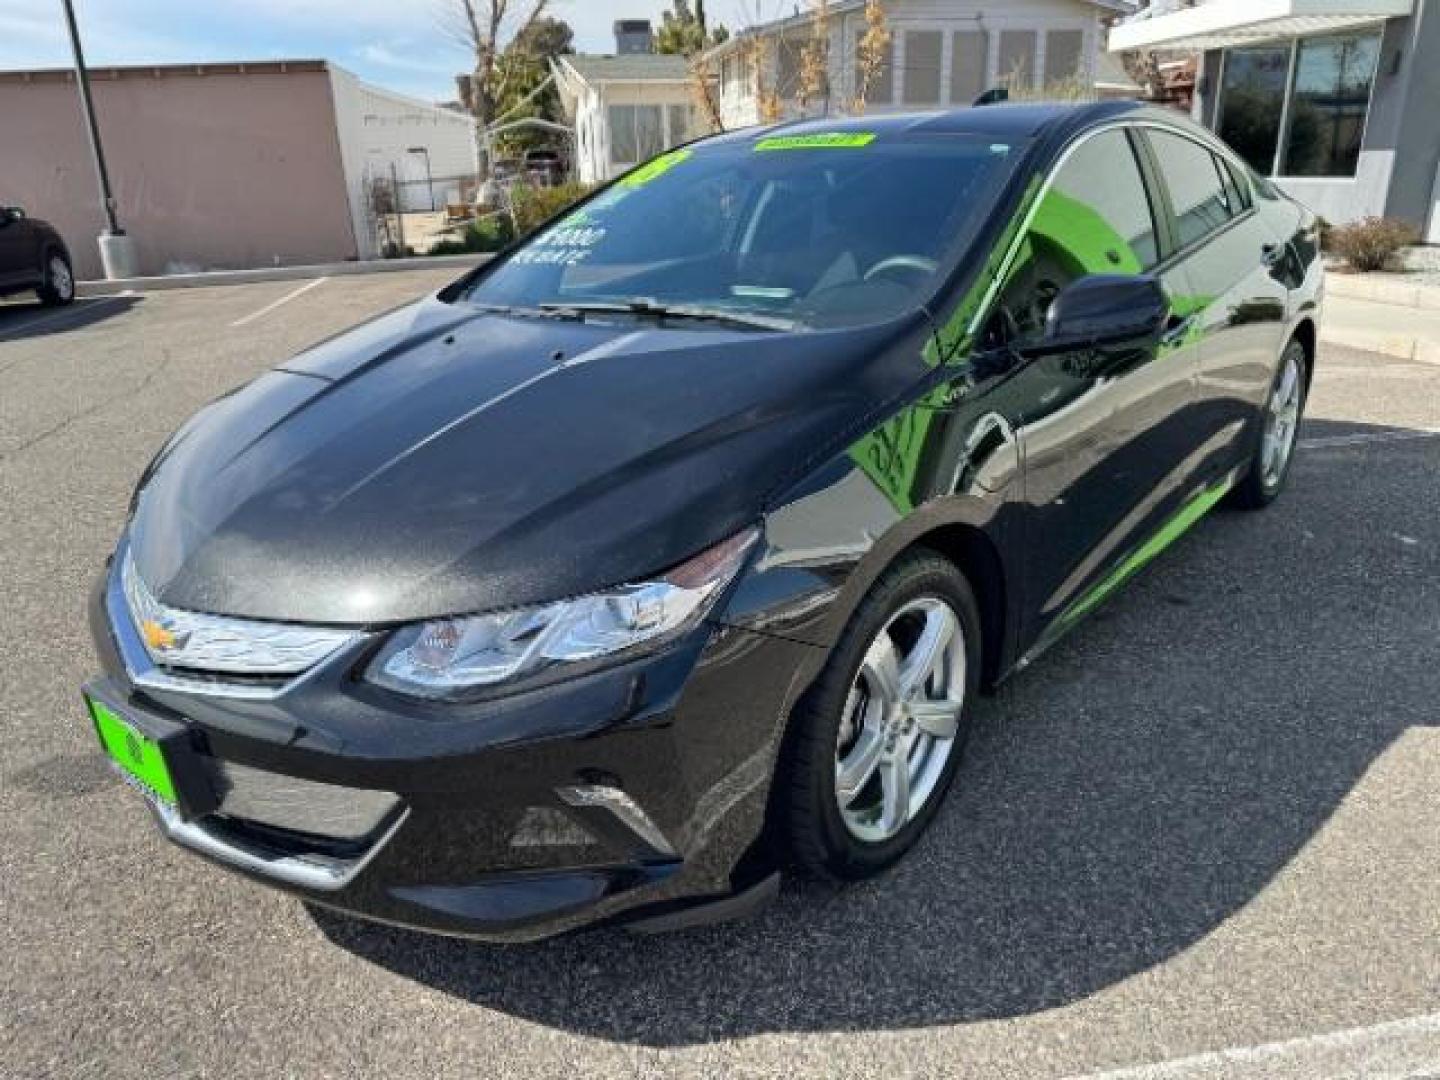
{"left": 1, "top": 270, "right": 1436, "bottom": 1079}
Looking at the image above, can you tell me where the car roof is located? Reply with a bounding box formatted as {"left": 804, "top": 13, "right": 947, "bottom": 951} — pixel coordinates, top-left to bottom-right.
{"left": 704, "top": 101, "right": 1149, "bottom": 149}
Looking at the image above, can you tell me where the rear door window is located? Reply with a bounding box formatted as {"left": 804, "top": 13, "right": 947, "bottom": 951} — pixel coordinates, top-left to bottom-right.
{"left": 1147, "top": 129, "right": 1238, "bottom": 249}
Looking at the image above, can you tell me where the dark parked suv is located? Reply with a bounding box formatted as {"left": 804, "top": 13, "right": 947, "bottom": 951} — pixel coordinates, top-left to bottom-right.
{"left": 84, "top": 102, "right": 1322, "bottom": 941}
{"left": 0, "top": 206, "right": 74, "bottom": 306}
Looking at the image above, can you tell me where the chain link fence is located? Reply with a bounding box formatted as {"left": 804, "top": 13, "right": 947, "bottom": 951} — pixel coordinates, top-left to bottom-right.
{"left": 363, "top": 157, "right": 580, "bottom": 258}
{"left": 363, "top": 167, "right": 482, "bottom": 258}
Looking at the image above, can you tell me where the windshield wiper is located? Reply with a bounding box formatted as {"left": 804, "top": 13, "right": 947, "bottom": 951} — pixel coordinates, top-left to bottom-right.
{"left": 539, "top": 299, "right": 796, "bottom": 332}
{"left": 466, "top": 302, "right": 588, "bottom": 322}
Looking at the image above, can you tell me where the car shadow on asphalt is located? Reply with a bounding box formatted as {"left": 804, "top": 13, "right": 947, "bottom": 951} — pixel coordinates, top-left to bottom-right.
{"left": 0, "top": 295, "right": 140, "bottom": 342}
{"left": 313, "top": 417, "right": 1439, "bottom": 1046}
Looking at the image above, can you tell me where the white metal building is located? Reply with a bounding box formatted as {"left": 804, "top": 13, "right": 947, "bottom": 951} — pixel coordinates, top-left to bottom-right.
{"left": 329, "top": 66, "right": 480, "bottom": 253}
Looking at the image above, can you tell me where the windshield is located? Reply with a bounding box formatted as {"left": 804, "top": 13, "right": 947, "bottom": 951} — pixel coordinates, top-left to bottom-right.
{"left": 461, "top": 132, "right": 1025, "bottom": 330}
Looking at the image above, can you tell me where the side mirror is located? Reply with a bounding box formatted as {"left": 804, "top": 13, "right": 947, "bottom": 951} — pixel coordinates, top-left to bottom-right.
{"left": 0, "top": 206, "right": 21, "bottom": 226}
{"left": 1021, "top": 274, "right": 1169, "bottom": 358}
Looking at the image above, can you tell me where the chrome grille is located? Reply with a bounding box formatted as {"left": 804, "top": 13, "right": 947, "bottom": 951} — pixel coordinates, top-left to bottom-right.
{"left": 121, "top": 551, "right": 358, "bottom": 676}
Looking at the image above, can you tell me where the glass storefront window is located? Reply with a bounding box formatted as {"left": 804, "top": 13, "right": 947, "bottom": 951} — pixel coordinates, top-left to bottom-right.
{"left": 1283, "top": 34, "right": 1382, "bottom": 177}
{"left": 1216, "top": 46, "right": 1290, "bottom": 175}
{"left": 1216, "top": 31, "right": 1381, "bottom": 179}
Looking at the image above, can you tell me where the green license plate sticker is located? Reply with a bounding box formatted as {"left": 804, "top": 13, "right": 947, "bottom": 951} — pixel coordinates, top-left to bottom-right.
{"left": 89, "top": 697, "right": 177, "bottom": 804}
{"left": 755, "top": 132, "right": 876, "bottom": 152}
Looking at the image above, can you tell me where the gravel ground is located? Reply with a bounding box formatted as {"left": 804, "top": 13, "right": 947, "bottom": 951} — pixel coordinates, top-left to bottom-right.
{"left": 1328, "top": 245, "right": 1440, "bottom": 287}
{"left": 1400, "top": 245, "right": 1440, "bottom": 286}
{"left": 1, "top": 273, "right": 1437, "bottom": 1079}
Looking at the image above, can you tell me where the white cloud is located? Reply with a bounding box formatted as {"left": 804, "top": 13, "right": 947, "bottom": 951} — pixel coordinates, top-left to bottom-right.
{"left": 358, "top": 41, "right": 460, "bottom": 73}
{"left": 0, "top": 3, "right": 203, "bottom": 70}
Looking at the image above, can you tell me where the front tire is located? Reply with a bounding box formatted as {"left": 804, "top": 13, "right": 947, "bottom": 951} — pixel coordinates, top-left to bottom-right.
{"left": 36, "top": 251, "right": 75, "bottom": 307}
{"left": 1231, "top": 338, "right": 1307, "bottom": 509}
{"left": 780, "top": 550, "right": 980, "bottom": 881}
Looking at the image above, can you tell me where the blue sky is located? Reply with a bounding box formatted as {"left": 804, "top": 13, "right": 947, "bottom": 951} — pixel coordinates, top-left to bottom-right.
{"left": 0, "top": 1, "right": 767, "bottom": 103}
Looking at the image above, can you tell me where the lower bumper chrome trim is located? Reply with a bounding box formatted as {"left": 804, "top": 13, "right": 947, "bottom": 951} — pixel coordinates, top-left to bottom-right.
{"left": 140, "top": 784, "right": 409, "bottom": 892}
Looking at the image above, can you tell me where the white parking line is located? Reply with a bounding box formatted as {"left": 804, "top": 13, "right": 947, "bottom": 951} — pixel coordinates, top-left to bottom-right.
{"left": 0, "top": 295, "right": 130, "bottom": 342}
{"left": 228, "top": 277, "right": 328, "bottom": 328}
{"left": 1066, "top": 1011, "right": 1440, "bottom": 1080}
{"left": 1299, "top": 429, "right": 1440, "bottom": 449}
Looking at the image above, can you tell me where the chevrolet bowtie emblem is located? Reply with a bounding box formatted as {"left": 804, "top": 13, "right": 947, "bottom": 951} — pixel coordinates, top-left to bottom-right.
{"left": 141, "top": 618, "right": 180, "bottom": 652}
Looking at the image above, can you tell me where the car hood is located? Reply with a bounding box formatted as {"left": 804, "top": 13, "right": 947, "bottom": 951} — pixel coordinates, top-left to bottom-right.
{"left": 128, "top": 296, "right": 931, "bottom": 625}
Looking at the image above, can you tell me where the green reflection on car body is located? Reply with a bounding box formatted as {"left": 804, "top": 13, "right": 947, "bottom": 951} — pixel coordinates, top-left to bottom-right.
{"left": 1059, "top": 476, "right": 1234, "bottom": 629}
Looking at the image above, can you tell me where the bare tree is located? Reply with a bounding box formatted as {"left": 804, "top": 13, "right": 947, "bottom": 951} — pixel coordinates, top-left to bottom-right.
{"left": 851, "top": 0, "right": 891, "bottom": 115}
{"left": 1109, "top": 2, "right": 1172, "bottom": 101}
{"left": 654, "top": 0, "right": 729, "bottom": 133}
{"left": 1118, "top": 49, "right": 1169, "bottom": 101}
{"left": 723, "top": 0, "right": 787, "bottom": 124}
{"left": 797, "top": 0, "right": 832, "bottom": 116}
{"left": 751, "top": 36, "right": 784, "bottom": 124}
{"left": 690, "top": 57, "right": 725, "bottom": 134}
{"left": 447, "top": 0, "right": 552, "bottom": 177}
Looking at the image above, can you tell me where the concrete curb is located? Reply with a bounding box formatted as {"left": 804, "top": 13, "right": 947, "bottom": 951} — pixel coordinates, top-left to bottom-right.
{"left": 77, "top": 254, "right": 492, "bottom": 296}
{"left": 1325, "top": 273, "right": 1440, "bottom": 311}
{"left": 1321, "top": 324, "right": 1440, "bottom": 365}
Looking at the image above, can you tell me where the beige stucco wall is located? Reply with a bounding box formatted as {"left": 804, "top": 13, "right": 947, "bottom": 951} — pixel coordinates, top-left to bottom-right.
{"left": 0, "top": 64, "right": 357, "bottom": 279}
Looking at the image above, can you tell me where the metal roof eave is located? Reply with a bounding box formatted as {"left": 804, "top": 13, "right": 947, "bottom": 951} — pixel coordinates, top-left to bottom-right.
{"left": 1108, "top": 0, "right": 1412, "bottom": 51}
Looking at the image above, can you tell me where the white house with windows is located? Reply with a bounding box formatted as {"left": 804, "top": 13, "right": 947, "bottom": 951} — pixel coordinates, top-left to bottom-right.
{"left": 707, "top": 0, "right": 1134, "bottom": 130}
{"left": 551, "top": 53, "right": 705, "bottom": 184}
{"left": 1111, "top": 0, "right": 1440, "bottom": 238}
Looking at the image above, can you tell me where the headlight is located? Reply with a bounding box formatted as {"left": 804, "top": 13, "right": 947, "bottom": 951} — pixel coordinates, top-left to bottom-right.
{"left": 365, "top": 527, "right": 760, "bottom": 700}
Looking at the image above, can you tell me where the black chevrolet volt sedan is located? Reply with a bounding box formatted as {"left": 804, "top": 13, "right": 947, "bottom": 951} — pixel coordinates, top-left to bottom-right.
{"left": 85, "top": 102, "right": 1322, "bottom": 941}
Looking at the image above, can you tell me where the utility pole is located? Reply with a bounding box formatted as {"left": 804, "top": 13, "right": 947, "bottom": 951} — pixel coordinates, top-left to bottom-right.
{"left": 388, "top": 162, "right": 407, "bottom": 256}
{"left": 61, "top": 0, "right": 137, "bottom": 279}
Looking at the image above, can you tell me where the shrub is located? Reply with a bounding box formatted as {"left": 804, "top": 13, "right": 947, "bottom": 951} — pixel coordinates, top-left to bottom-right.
{"left": 427, "top": 238, "right": 473, "bottom": 256}
{"left": 509, "top": 181, "right": 593, "bottom": 237}
{"left": 427, "top": 214, "right": 514, "bottom": 256}
{"left": 1329, "top": 216, "right": 1418, "bottom": 272}
{"left": 426, "top": 183, "right": 592, "bottom": 256}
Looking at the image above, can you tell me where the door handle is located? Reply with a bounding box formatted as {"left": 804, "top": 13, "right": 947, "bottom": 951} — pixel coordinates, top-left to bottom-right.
{"left": 1161, "top": 313, "right": 1195, "bottom": 346}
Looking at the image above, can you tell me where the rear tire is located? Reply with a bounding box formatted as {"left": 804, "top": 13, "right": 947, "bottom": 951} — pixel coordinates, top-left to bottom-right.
{"left": 36, "top": 251, "right": 75, "bottom": 307}
{"left": 1231, "top": 337, "right": 1308, "bottom": 510}
{"left": 780, "top": 550, "right": 980, "bottom": 881}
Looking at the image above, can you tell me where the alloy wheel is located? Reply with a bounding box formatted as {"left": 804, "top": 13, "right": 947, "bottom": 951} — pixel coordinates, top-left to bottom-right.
{"left": 834, "top": 596, "right": 965, "bottom": 843}
{"left": 49, "top": 256, "right": 74, "bottom": 302}
{"left": 1262, "top": 348, "right": 1303, "bottom": 487}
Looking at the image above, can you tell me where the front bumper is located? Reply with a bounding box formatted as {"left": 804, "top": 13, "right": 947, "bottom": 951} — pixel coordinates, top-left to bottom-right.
{"left": 86, "top": 557, "right": 819, "bottom": 941}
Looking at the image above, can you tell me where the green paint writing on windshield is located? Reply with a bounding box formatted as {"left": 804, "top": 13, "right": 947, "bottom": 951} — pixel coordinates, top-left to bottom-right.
{"left": 619, "top": 148, "right": 693, "bottom": 188}
{"left": 755, "top": 132, "right": 877, "bottom": 152}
